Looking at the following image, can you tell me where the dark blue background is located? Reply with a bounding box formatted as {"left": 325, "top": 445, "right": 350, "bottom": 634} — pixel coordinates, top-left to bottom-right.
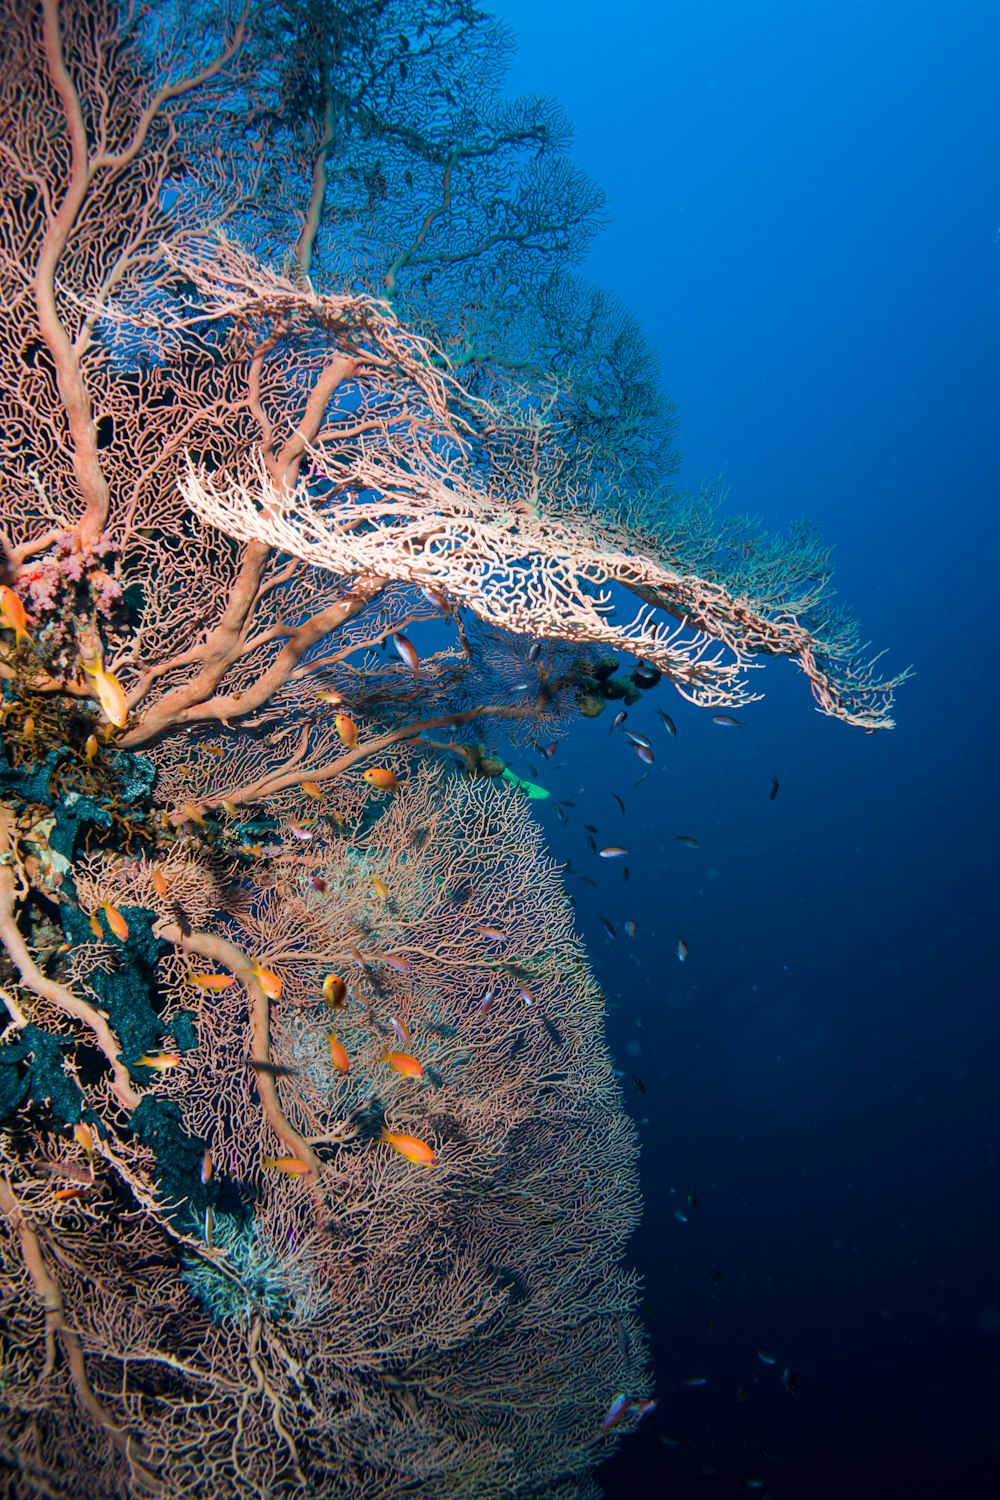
{"left": 487, "top": 2, "right": 1000, "bottom": 1495}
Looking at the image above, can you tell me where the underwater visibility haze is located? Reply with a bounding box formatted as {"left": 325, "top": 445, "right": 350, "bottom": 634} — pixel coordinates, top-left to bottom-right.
{"left": 0, "top": 2, "right": 996, "bottom": 1499}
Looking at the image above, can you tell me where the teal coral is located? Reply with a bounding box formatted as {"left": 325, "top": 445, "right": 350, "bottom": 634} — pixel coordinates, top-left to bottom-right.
{"left": 0, "top": 1023, "right": 83, "bottom": 1125}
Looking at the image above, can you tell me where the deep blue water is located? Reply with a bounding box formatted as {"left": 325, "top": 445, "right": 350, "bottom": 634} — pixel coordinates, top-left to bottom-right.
{"left": 487, "top": 2, "right": 1000, "bottom": 1495}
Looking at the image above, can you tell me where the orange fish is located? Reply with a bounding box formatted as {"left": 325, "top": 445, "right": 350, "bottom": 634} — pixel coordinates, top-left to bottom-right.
{"left": 53, "top": 1184, "right": 91, "bottom": 1202}
{"left": 380, "top": 1126, "right": 436, "bottom": 1166}
{"left": 88, "top": 666, "right": 128, "bottom": 728}
{"left": 151, "top": 865, "right": 168, "bottom": 897}
{"left": 328, "top": 1032, "right": 350, "bottom": 1074}
{"left": 88, "top": 909, "right": 102, "bottom": 940}
{"left": 316, "top": 688, "right": 343, "bottom": 706}
{"left": 248, "top": 962, "right": 281, "bottom": 1001}
{"left": 334, "top": 714, "right": 358, "bottom": 747}
{"left": 370, "top": 875, "right": 389, "bottom": 899}
{"left": 203, "top": 744, "right": 224, "bottom": 757}
{"left": 200, "top": 1148, "right": 213, "bottom": 1185}
{"left": 322, "top": 973, "right": 347, "bottom": 1008}
{"left": 0, "top": 585, "right": 32, "bottom": 645}
{"left": 381, "top": 954, "right": 411, "bottom": 973}
{"left": 261, "top": 1155, "right": 311, "bottom": 1176}
{"left": 180, "top": 802, "right": 208, "bottom": 828}
{"left": 380, "top": 1049, "right": 424, "bottom": 1079}
{"left": 330, "top": 810, "right": 347, "bottom": 830}
{"left": 0, "top": 585, "right": 31, "bottom": 644}
{"left": 301, "top": 781, "right": 323, "bottom": 799}
{"left": 187, "top": 972, "right": 235, "bottom": 992}
{"left": 221, "top": 799, "right": 239, "bottom": 817}
{"left": 74, "top": 1122, "right": 95, "bottom": 1155}
{"left": 136, "top": 1051, "right": 181, "bottom": 1071}
{"left": 84, "top": 734, "right": 99, "bottom": 764}
{"left": 363, "top": 768, "right": 397, "bottom": 792}
{"left": 101, "top": 903, "right": 129, "bottom": 942}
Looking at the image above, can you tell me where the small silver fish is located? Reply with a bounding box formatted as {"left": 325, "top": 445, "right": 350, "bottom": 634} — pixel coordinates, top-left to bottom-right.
{"left": 610, "top": 711, "right": 627, "bottom": 733}
{"left": 599, "top": 846, "right": 628, "bottom": 858}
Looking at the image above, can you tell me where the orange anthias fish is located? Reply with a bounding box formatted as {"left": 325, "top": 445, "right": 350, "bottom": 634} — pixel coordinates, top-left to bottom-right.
{"left": 370, "top": 875, "right": 389, "bottom": 899}
{"left": 380, "top": 1049, "right": 424, "bottom": 1079}
{"left": 301, "top": 781, "right": 323, "bottom": 799}
{"left": 380, "top": 1126, "right": 436, "bottom": 1166}
{"left": 249, "top": 960, "right": 282, "bottom": 1000}
{"left": 74, "top": 1122, "right": 95, "bottom": 1155}
{"left": 136, "top": 1051, "right": 182, "bottom": 1072}
{"left": 316, "top": 688, "right": 343, "bottom": 706}
{"left": 180, "top": 802, "right": 208, "bottom": 828}
{"left": 363, "top": 768, "right": 397, "bottom": 792}
{"left": 322, "top": 973, "right": 348, "bottom": 1008}
{"left": 380, "top": 954, "right": 411, "bottom": 973}
{"left": 84, "top": 664, "right": 128, "bottom": 727}
{"left": 151, "top": 865, "right": 168, "bottom": 897}
{"left": 187, "top": 972, "right": 235, "bottom": 992}
{"left": 262, "top": 1155, "right": 311, "bottom": 1176}
{"left": 328, "top": 1032, "right": 350, "bottom": 1075}
{"left": 53, "top": 1184, "right": 91, "bottom": 1202}
{"left": 200, "top": 1148, "right": 213, "bottom": 1185}
{"left": 84, "top": 733, "right": 99, "bottom": 764}
{"left": 334, "top": 713, "right": 358, "bottom": 747}
{"left": 100, "top": 903, "right": 129, "bottom": 942}
{"left": 0, "top": 585, "right": 32, "bottom": 645}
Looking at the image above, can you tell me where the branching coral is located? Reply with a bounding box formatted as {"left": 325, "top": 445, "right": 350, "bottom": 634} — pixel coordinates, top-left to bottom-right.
{"left": 1, "top": 764, "right": 647, "bottom": 1498}
{"left": 0, "top": 2, "right": 907, "bottom": 1494}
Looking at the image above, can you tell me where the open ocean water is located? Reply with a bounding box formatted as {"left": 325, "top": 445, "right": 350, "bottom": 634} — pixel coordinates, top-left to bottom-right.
{"left": 493, "top": 2, "right": 1000, "bottom": 1496}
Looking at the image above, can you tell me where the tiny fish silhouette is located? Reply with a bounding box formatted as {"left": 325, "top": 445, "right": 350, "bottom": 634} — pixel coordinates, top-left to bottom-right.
{"left": 251, "top": 1060, "right": 300, "bottom": 1078}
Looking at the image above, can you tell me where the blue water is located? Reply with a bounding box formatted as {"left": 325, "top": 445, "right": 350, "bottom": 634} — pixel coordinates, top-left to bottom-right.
{"left": 489, "top": 2, "right": 1000, "bottom": 1495}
